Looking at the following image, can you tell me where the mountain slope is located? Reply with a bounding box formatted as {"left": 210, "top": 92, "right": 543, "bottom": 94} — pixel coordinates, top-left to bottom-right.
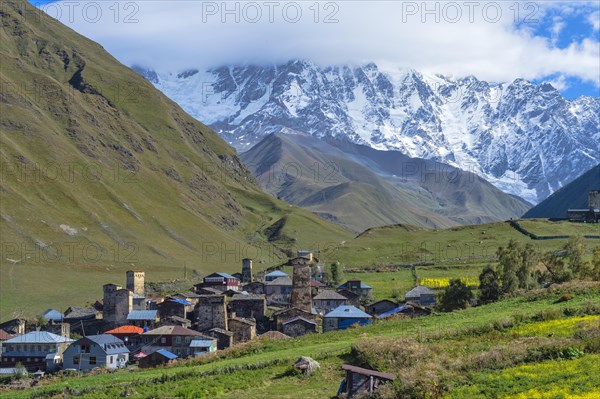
{"left": 145, "top": 61, "right": 600, "bottom": 204}
{"left": 523, "top": 164, "right": 600, "bottom": 218}
{"left": 0, "top": 1, "right": 351, "bottom": 319}
{"left": 241, "top": 132, "right": 531, "bottom": 232}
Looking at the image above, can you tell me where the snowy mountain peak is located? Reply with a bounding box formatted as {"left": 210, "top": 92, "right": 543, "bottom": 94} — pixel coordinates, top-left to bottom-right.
{"left": 140, "top": 61, "right": 599, "bottom": 204}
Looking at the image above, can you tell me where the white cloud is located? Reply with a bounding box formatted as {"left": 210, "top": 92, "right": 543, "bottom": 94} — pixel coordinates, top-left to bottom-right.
{"left": 40, "top": 1, "right": 600, "bottom": 87}
{"left": 544, "top": 74, "right": 569, "bottom": 91}
{"left": 588, "top": 11, "right": 600, "bottom": 31}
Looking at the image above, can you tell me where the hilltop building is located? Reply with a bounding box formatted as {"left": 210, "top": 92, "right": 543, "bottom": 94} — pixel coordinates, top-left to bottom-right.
{"left": 567, "top": 190, "right": 600, "bottom": 222}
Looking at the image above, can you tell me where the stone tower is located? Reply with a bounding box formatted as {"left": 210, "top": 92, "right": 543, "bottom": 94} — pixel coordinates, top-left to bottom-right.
{"left": 589, "top": 190, "right": 600, "bottom": 209}
{"left": 290, "top": 259, "right": 312, "bottom": 313}
{"left": 241, "top": 258, "right": 253, "bottom": 283}
{"left": 126, "top": 270, "right": 145, "bottom": 296}
{"left": 114, "top": 289, "right": 133, "bottom": 326}
{"left": 196, "top": 295, "right": 228, "bottom": 332}
{"left": 103, "top": 283, "right": 122, "bottom": 324}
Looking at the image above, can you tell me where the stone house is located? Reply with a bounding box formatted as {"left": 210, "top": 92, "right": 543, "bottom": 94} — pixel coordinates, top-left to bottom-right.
{"left": 336, "top": 289, "right": 361, "bottom": 307}
{"left": 405, "top": 286, "right": 437, "bottom": 306}
{"left": 264, "top": 270, "right": 289, "bottom": 282}
{"left": 265, "top": 276, "right": 293, "bottom": 306}
{"left": 230, "top": 294, "right": 266, "bottom": 319}
{"left": 243, "top": 281, "right": 265, "bottom": 295}
{"left": 273, "top": 307, "right": 317, "bottom": 332}
{"left": 194, "top": 287, "right": 223, "bottom": 296}
{"left": 0, "top": 331, "right": 73, "bottom": 372}
{"left": 63, "top": 307, "right": 100, "bottom": 324}
{"left": 337, "top": 280, "right": 373, "bottom": 301}
{"left": 228, "top": 316, "right": 256, "bottom": 344}
{"left": 282, "top": 317, "right": 317, "bottom": 338}
{"left": 157, "top": 298, "right": 192, "bottom": 321}
{"left": 196, "top": 295, "right": 228, "bottom": 332}
{"left": 63, "top": 334, "right": 129, "bottom": 372}
{"left": 364, "top": 300, "right": 398, "bottom": 316}
{"left": 313, "top": 290, "right": 348, "bottom": 315}
{"left": 139, "top": 349, "right": 177, "bottom": 369}
{"left": 172, "top": 292, "right": 201, "bottom": 307}
{"left": 206, "top": 328, "right": 234, "bottom": 350}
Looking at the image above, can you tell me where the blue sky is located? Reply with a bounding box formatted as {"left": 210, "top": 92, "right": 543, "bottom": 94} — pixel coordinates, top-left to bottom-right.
{"left": 30, "top": 1, "right": 599, "bottom": 99}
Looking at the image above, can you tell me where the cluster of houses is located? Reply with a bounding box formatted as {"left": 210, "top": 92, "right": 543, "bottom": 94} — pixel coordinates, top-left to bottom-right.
{"left": 0, "top": 251, "right": 436, "bottom": 376}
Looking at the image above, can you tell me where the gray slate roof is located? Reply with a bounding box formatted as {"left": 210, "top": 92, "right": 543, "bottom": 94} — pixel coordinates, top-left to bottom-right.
{"left": 127, "top": 310, "right": 158, "bottom": 320}
{"left": 313, "top": 290, "right": 347, "bottom": 300}
{"left": 405, "top": 286, "right": 436, "bottom": 298}
{"left": 80, "top": 334, "right": 129, "bottom": 355}
{"left": 266, "top": 276, "right": 293, "bottom": 286}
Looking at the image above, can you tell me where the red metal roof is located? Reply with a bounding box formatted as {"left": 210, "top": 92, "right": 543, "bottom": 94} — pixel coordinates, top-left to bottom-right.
{"left": 105, "top": 325, "right": 144, "bottom": 335}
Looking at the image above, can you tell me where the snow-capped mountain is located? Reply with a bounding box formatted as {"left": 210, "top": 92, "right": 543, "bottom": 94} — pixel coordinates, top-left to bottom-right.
{"left": 134, "top": 61, "right": 600, "bottom": 204}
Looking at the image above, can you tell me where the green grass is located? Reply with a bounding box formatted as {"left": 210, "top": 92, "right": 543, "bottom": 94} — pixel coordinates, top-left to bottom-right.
{"left": 517, "top": 219, "right": 600, "bottom": 237}
{"left": 3, "top": 283, "right": 598, "bottom": 399}
{"left": 345, "top": 269, "right": 415, "bottom": 301}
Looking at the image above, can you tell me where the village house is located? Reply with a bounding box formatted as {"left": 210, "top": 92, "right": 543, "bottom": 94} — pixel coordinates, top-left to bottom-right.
{"left": 323, "top": 306, "right": 372, "bottom": 332}
{"left": 63, "top": 334, "right": 129, "bottom": 372}
{"left": 196, "top": 295, "right": 228, "bottom": 332}
{"left": 243, "top": 281, "right": 265, "bottom": 295}
{"left": 127, "top": 310, "right": 159, "bottom": 329}
{"left": 230, "top": 294, "right": 266, "bottom": 319}
{"left": 310, "top": 279, "right": 327, "bottom": 294}
{"left": 206, "top": 328, "right": 234, "bottom": 350}
{"left": 257, "top": 331, "right": 291, "bottom": 340}
{"left": 157, "top": 298, "right": 192, "bottom": 321}
{"left": 0, "top": 319, "right": 26, "bottom": 336}
{"left": 313, "top": 290, "right": 348, "bottom": 315}
{"left": 377, "top": 303, "right": 431, "bottom": 319}
{"left": 228, "top": 316, "right": 256, "bottom": 344}
{"left": 194, "top": 286, "right": 223, "bottom": 296}
{"left": 0, "top": 329, "right": 16, "bottom": 352}
{"left": 265, "top": 276, "right": 293, "bottom": 306}
{"left": 189, "top": 336, "right": 217, "bottom": 356}
{"left": 364, "top": 300, "right": 398, "bottom": 316}
{"left": 339, "top": 364, "right": 396, "bottom": 398}
{"left": 172, "top": 292, "right": 201, "bottom": 307}
{"left": 105, "top": 325, "right": 144, "bottom": 348}
{"left": 140, "top": 325, "right": 213, "bottom": 358}
{"left": 41, "top": 309, "right": 63, "bottom": 323}
{"left": 264, "top": 270, "right": 289, "bottom": 282}
{"left": 273, "top": 307, "right": 317, "bottom": 332}
{"left": 163, "top": 316, "right": 192, "bottom": 328}
{"left": 200, "top": 272, "right": 241, "bottom": 292}
{"left": 139, "top": 349, "right": 177, "bottom": 369}
{"left": 281, "top": 317, "right": 317, "bottom": 338}
{"left": 0, "top": 331, "right": 73, "bottom": 372}
{"left": 63, "top": 307, "right": 101, "bottom": 324}
{"left": 336, "top": 289, "right": 362, "bottom": 307}
{"left": 337, "top": 280, "right": 373, "bottom": 301}
{"left": 405, "top": 286, "right": 437, "bottom": 306}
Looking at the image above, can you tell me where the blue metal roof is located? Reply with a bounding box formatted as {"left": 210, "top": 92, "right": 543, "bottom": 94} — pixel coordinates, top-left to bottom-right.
{"left": 168, "top": 298, "right": 192, "bottom": 306}
{"left": 155, "top": 349, "right": 178, "bottom": 360}
{"left": 4, "top": 331, "right": 73, "bottom": 344}
{"left": 127, "top": 310, "right": 158, "bottom": 320}
{"left": 189, "top": 338, "right": 215, "bottom": 348}
{"left": 377, "top": 305, "right": 412, "bottom": 319}
{"left": 41, "top": 309, "right": 63, "bottom": 322}
{"left": 265, "top": 270, "right": 288, "bottom": 278}
{"left": 324, "top": 305, "right": 372, "bottom": 319}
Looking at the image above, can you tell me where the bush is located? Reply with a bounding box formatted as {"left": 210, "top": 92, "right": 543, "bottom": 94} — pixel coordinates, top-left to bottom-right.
{"left": 439, "top": 279, "right": 473, "bottom": 312}
{"left": 556, "top": 293, "right": 574, "bottom": 303}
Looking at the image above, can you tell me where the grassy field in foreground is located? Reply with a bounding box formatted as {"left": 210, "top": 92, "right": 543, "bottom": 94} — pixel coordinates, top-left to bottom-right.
{"left": 2, "top": 282, "right": 598, "bottom": 399}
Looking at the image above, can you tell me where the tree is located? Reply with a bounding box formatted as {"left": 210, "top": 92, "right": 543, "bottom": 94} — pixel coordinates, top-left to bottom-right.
{"left": 439, "top": 279, "right": 473, "bottom": 312}
{"left": 517, "top": 243, "right": 538, "bottom": 289}
{"left": 540, "top": 251, "right": 572, "bottom": 284}
{"left": 479, "top": 265, "right": 501, "bottom": 304}
{"left": 36, "top": 315, "right": 48, "bottom": 329}
{"left": 496, "top": 240, "right": 520, "bottom": 294}
{"left": 564, "top": 235, "right": 589, "bottom": 277}
{"left": 589, "top": 245, "right": 600, "bottom": 281}
{"left": 329, "top": 262, "right": 342, "bottom": 286}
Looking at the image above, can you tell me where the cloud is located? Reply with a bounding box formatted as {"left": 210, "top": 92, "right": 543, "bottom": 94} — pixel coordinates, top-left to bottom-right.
{"left": 588, "top": 11, "right": 600, "bottom": 31}
{"left": 39, "top": 1, "right": 600, "bottom": 87}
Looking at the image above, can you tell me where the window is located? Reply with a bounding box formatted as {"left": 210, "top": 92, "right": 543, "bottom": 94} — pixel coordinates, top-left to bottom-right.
{"left": 37, "top": 345, "right": 42, "bottom": 352}
{"left": 109, "top": 356, "right": 113, "bottom": 363}
{"left": 81, "top": 345, "right": 90, "bottom": 353}
{"left": 89, "top": 356, "right": 96, "bottom": 365}
{"left": 73, "top": 356, "right": 79, "bottom": 365}
{"left": 185, "top": 337, "right": 190, "bottom": 344}
{"left": 175, "top": 336, "right": 181, "bottom": 344}
{"left": 160, "top": 337, "right": 166, "bottom": 344}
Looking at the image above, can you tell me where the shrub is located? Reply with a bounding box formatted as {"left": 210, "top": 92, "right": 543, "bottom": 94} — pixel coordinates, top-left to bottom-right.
{"left": 556, "top": 293, "right": 574, "bottom": 303}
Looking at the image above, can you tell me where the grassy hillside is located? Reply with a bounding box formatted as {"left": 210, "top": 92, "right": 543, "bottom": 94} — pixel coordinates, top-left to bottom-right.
{"left": 524, "top": 164, "right": 600, "bottom": 218}
{"left": 0, "top": 0, "right": 351, "bottom": 319}
{"left": 2, "top": 282, "right": 598, "bottom": 398}
{"left": 241, "top": 132, "right": 531, "bottom": 233}
{"left": 326, "top": 220, "right": 599, "bottom": 269}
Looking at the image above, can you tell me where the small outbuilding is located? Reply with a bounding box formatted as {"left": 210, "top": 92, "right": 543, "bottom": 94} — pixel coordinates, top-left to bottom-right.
{"left": 338, "top": 364, "right": 396, "bottom": 398}
{"left": 138, "top": 349, "right": 178, "bottom": 369}
{"left": 405, "top": 286, "right": 437, "bottom": 306}
{"left": 323, "top": 306, "right": 372, "bottom": 332}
